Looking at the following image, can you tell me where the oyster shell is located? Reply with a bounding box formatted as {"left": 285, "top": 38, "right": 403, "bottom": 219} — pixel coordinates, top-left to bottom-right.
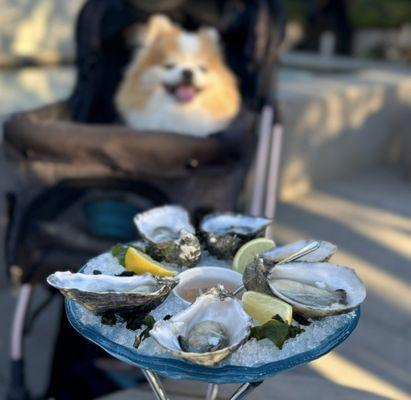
{"left": 243, "top": 257, "right": 272, "bottom": 295}
{"left": 264, "top": 240, "right": 337, "bottom": 264}
{"left": 134, "top": 205, "right": 201, "bottom": 267}
{"left": 244, "top": 260, "right": 366, "bottom": 317}
{"left": 150, "top": 286, "right": 252, "bottom": 366}
{"left": 200, "top": 213, "right": 271, "bottom": 258}
{"left": 47, "top": 271, "right": 178, "bottom": 315}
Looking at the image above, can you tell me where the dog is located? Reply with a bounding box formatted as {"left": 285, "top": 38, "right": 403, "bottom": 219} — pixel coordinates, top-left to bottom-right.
{"left": 115, "top": 15, "right": 241, "bottom": 137}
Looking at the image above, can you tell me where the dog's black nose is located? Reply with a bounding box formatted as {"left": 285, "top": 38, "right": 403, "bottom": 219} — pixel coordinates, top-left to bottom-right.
{"left": 182, "top": 69, "right": 193, "bottom": 82}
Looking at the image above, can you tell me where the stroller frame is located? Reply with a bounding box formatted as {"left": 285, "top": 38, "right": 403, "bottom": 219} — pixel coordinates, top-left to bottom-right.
{"left": 6, "top": 0, "right": 285, "bottom": 398}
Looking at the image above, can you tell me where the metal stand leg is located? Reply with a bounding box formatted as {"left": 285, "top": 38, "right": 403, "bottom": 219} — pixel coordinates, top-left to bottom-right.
{"left": 141, "top": 369, "right": 262, "bottom": 400}
{"left": 7, "top": 283, "right": 33, "bottom": 400}
{"left": 142, "top": 369, "right": 170, "bottom": 400}
{"left": 228, "top": 381, "right": 263, "bottom": 400}
{"left": 206, "top": 383, "right": 219, "bottom": 400}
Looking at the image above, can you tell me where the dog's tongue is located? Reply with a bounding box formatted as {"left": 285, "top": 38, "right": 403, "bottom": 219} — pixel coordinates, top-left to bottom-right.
{"left": 175, "top": 85, "right": 196, "bottom": 102}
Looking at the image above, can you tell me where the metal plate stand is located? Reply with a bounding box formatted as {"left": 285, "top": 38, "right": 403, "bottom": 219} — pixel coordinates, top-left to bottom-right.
{"left": 142, "top": 369, "right": 263, "bottom": 400}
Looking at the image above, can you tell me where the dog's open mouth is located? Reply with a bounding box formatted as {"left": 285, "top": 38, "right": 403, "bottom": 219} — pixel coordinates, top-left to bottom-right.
{"left": 164, "top": 84, "right": 201, "bottom": 103}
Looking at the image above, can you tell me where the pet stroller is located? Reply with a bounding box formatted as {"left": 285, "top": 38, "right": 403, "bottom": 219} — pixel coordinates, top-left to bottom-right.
{"left": 4, "top": 0, "right": 285, "bottom": 398}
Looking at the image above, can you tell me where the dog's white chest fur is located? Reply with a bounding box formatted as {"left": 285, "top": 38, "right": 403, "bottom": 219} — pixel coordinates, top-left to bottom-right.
{"left": 123, "top": 94, "right": 230, "bottom": 137}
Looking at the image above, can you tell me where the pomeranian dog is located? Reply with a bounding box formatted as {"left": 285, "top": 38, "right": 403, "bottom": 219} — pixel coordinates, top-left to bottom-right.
{"left": 115, "top": 15, "right": 241, "bottom": 137}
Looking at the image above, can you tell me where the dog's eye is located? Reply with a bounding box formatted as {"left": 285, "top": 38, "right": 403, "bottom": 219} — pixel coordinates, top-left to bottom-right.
{"left": 164, "top": 63, "right": 176, "bottom": 69}
{"left": 199, "top": 65, "right": 208, "bottom": 73}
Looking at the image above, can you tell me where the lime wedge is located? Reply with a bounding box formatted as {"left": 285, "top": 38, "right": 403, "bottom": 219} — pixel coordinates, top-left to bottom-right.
{"left": 232, "top": 238, "right": 276, "bottom": 274}
{"left": 242, "top": 291, "right": 293, "bottom": 325}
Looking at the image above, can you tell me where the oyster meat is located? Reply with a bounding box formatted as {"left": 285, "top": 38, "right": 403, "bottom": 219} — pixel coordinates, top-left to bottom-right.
{"left": 47, "top": 271, "right": 178, "bottom": 315}
{"left": 150, "top": 286, "right": 252, "bottom": 366}
{"left": 244, "top": 260, "right": 366, "bottom": 317}
{"left": 264, "top": 240, "right": 337, "bottom": 264}
{"left": 178, "top": 320, "right": 229, "bottom": 353}
{"left": 134, "top": 205, "right": 201, "bottom": 267}
{"left": 200, "top": 213, "right": 271, "bottom": 259}
{"left": 269, "top": 279, "right": 347, "bottom": 308}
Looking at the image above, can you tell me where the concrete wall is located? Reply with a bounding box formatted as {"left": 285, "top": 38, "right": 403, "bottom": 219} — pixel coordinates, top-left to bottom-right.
{"left": 278, "top": 67, "right": 411, "bottom": 200}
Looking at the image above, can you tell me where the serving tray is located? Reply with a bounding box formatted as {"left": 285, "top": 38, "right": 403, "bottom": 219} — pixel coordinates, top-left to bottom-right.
{"left": 66, "top": 262, "right": 360, "bottom": 384}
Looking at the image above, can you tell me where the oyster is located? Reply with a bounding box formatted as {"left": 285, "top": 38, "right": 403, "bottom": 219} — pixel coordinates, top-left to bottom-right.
{"left": 244, "top": 260, "right": 366, "bottom": 317}
{"left": 150, "top": 286, "right": 252, "bottom": 366}
{"left": 134, "top": 205, "right": 201, "bottom": 267}
{"left": 47, "top": 271, "right": 178, "bottom": 315}
{"left": 200, "top": 213, "right": 271, "bottom": 258}
{"left": 264, "top": 240, "right": 337, "bottom": 264}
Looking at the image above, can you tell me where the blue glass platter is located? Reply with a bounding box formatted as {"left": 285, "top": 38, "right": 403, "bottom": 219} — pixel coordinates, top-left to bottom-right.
{"left": 66, "top": 288, "right": 360, "bottom": 384}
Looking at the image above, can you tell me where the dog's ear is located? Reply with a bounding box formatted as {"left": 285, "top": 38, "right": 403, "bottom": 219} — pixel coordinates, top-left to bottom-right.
{"left": 199, "top": 27, "right": 221, "bottom": 49}
{"left": 142, "top": 14, "right": 175, "bottom": 46}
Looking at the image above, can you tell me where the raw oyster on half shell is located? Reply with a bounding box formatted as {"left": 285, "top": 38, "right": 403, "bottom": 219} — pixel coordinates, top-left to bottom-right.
{"left": 150, "top": 286, "right": 252, "bottom": 366}
{"left": 47, "top": 271, "right": 178, "bottom": 315}
{"left": 243, "top": 260, "right": 366, "bottom": 317}
{"left": 134, "top": 205, "right": 201, "bottom": 267}
{"left": 200, "top": 213, "right": 271, "bottom": 259}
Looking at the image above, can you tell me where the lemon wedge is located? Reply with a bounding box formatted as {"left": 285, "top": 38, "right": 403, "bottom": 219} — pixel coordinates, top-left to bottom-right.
{"left": 242, "top": 291, "right": 293, "bottom": 325}
{"left": 124, "top": 247, "right": 176, "bottom": 277}
{"left": 232, "top": 238, "right": 276, "bottom": 274}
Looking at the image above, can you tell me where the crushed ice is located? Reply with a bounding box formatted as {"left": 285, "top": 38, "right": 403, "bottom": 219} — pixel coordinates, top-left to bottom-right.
{"left": 74, "top": 252, "right": 356, "bottom": 368}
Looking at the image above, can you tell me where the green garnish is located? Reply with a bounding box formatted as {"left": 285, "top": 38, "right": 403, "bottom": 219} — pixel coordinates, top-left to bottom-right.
{"left": 111, "top": 243, "right": 145, "bottom": 267}
{"left": 101, "top": 312, "right": 117, "bottom": 326}
{"left": 293, "top": 314, "right": 311, "bottom": 326}
{"left": 250, "top": 315, "right": 304, "bottom": 349}
{"left": 115, "top": 270, "right": 135, "bottom": 277}
{"left": 133, "top": 315, "right": 156, "bottom": 348}
{"left": 111, "top": 244, "right": 128, "bottom": 267}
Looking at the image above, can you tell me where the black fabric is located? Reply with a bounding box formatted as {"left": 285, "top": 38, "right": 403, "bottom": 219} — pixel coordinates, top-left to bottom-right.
{"left": 45, "top": 310, "right": 120, "bottom": 400}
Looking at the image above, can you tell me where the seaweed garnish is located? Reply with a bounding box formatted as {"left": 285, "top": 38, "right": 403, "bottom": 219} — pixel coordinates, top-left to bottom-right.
{"left": 125, "top": 314, "right": 147, "bottom": 331}
{"left": 111, "top": 243, "right": 145, "bottom": 267}
{"left": 133, "top": 316, "right": 156, "bottom": 348}
{"left": 293, "top": 313, "right": 311, "bottom": 326}
{"left": 115, "top": 271, "right": 135, "bottom": 277}
{"left": 101, "top": 312, "right": 117, "bottom": 326}
{"left": 250, "top": 315, "right": 304, "bottom": 349}
{"left": 133, "top": 314, "right": 173, "bottom": 349}
{"left": 111, "top": 244, "right": 128, "bottom": 267}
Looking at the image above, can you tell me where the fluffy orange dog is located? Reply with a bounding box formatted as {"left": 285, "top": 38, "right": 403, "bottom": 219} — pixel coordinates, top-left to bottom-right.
{"left": 115, "top": 15, "right": 241, "bottom": 137}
